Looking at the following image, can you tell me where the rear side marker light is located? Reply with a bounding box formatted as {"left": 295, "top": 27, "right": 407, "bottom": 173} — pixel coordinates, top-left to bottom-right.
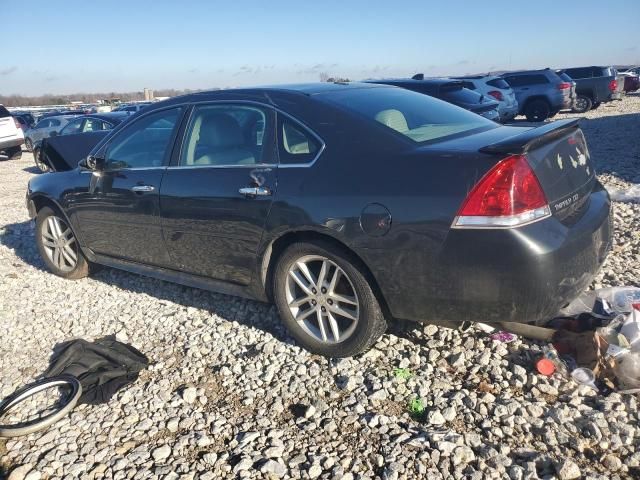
{"left": 558, "top": 82, "right": 571, "bottom": 90}
{"left": 453, "top": 154, "right": 551, "bottom": 229}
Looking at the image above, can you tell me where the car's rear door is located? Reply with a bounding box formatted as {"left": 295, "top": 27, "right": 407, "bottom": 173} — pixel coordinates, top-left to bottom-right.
{"left": 159, "top": 102, "right": 278, "bottom": 285}
{"left": 70, "top": 106, "right": 184, "bottom": 266}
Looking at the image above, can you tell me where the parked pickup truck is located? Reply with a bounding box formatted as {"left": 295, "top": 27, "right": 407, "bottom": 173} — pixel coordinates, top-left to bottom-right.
{"left": 0, "top": 105, "right": 24, "bottom": 160}
{"left": 561, "top": 66, "right": 623, "bottom": 112}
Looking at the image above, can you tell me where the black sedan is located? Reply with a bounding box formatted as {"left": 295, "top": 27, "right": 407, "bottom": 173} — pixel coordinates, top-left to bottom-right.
{"left": 34, "top": 112, "right": 129, "bottom": 172}
{"left": 367, "top": 75, "right": 500, "bottom": 121}
{"left": 26, "top": 83, "right": 611, "bottom": 357}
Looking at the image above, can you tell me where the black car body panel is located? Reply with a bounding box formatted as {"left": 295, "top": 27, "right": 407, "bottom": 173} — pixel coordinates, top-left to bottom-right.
{"left": 27, "top": 83, "right": 611, "bottom": 326}
{"left": 41, "top": 131, "right": 110, "bottom": 171}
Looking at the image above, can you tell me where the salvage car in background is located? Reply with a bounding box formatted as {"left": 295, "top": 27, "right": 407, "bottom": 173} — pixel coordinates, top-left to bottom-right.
{"left": 561, "top": 66, "right": 623, "bottom": 112}
{"left": 367, "top": 75, "right": 500, "bottom": 120}
{"left": 620, "top": 72, "right": 640, "bottom": 93}
{"left": 26, "top": 83, "right": 611, "bottom": 357}
{"left": 0, "top": 105, "right": 24, "bottom": 160}
{"left": 33, "top": 112, "right": 129, "bottom": 172}
{"left": 451, "top": 75, "right": 519, "bottom": 122}
{"left": 501, "top": 69, "right": 573, "bottom": 121}
{"left": 24, "top": 115, "right": 80, "bottom": 152}
{"left": 555, "top": 71, "right": 577, "bottom": 110}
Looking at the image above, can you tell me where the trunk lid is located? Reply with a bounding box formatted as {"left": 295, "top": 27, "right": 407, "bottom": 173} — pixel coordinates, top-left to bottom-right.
{"left": 480, "top": 119, "right": 596, "bottom": 220}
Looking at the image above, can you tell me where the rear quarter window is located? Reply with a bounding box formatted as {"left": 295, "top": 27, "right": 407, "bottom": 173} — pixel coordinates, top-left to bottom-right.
{"left": 486, "top": 78, "right": 510, "bottom": 89}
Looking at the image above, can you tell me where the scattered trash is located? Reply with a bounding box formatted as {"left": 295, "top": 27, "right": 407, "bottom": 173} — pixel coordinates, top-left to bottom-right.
{"left": 393, "top": 368, "right": 413, "bottom": 380}
{"left": 536, "top": 358, "right": 556, "bottom": 376}
{"left": 0, "top": 337, "right": 148, "bottom": 438}
{"left": 490, "top": 331, "right": 517, "bottom": 343}
{"left": 613, "top": 351, "right": 640, "bottom": 390}
{"left": 571, "top": 368, "right": 598, "bottom": 391}
{"left": 606, "top": 184, "right": 640, "bottom": 203}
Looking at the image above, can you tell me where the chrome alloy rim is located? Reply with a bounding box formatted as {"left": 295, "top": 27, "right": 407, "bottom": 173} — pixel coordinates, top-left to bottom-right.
{"left": 285, "top": 255, "right": 359, "bottom": 344}
{"left": 41, "top": 216, "right": 78, "bottom": 272}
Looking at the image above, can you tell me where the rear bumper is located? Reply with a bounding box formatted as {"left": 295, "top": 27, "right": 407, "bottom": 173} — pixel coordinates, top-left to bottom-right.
{"left": 381, "top": 185, "right": 612, "bottom": 324}
{"left": 0, "top": 137, "right": 24, "bottom": 150}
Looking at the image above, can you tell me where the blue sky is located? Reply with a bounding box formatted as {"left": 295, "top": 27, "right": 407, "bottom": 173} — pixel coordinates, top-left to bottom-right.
{"left": 1, "top": 0, "right": 639, "bottom": 95}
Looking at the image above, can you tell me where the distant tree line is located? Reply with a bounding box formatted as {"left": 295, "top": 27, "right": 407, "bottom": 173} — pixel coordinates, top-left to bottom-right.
{"left": 0, "top": 88, "right": 201, "bottom": 107}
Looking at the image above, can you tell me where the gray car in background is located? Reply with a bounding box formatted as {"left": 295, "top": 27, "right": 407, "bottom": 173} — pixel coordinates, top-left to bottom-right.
{"left": 24, "top": 115, "right": 79, "bottom": 152}
{"left": 501, "top": 69, "right": 574, "bottom": 121}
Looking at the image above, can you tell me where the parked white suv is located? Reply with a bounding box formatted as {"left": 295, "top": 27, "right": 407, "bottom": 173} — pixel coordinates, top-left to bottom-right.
{"left": 0, "top": 105, "right": 24, "bottom": 159}
{"left": 452, "top": 75, "right": 519, "bottom": 122}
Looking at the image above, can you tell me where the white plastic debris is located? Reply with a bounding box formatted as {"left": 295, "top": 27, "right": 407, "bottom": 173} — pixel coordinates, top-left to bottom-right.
{"left": 606, "top": 184, "right": 640, "bottom": 203}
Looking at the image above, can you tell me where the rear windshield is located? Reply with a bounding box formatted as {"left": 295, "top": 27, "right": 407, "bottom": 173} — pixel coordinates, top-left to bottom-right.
{"left": 318, "top": 87, "right": 495, "bottom": 143}
{"left": 557, "top": 72, "right": 573, "bottom": 82}
{"left": 486, "top": 78, "right": 510, "bottom": 89}
{"left": 0, "top": 106, "right": 11, "bottom": 118}
{"left": 441, "top": 86, "right": 483, "bottom": 103}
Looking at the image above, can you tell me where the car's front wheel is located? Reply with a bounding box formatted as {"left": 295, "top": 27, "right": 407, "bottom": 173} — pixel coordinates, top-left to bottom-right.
{"left": 35, "top": 207, "right": 90, "bottom": 279}
{"left": 273, "top": 241, "right": 387, "bottom": 357}
{"left": 33, "top": 147, "right": 50, "bottom": 173}
{"left": 25, "top": 138, "right": 33, "bottom": 152}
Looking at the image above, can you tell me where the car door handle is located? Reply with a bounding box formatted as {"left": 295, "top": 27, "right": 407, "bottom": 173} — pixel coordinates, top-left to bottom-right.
{"left": 239, "top": 186, "right": 271, "bottom": 197}
{"left": 131, "top": 185, "right": 155, "bottom": 192}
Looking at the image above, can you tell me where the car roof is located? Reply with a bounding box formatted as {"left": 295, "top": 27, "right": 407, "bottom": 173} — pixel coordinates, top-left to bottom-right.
{"left": 86, "top": 112, "right": 129, "bottom": 122}
{"left": 502, "top": 69, "right": 553, "bottom": 75}
{"left": 366, "top": 77, "right": 459, "bottom": 86}
{"left": 209, "top": 82, "right": 390, "bottom": 96}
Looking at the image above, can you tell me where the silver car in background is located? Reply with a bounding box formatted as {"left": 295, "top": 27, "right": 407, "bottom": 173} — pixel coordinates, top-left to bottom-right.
{"left": 24, "top": 115, "right": 79, "bottom": 152}
{"left": 452, "top": 75, "right": 519, "bottom": 122}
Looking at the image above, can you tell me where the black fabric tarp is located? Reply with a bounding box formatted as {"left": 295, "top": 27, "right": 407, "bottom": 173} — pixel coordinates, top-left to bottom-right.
{"left": 42, "top": 130, "right": 109, "bottom": 171}
{"left": 43, "top": 338, "right": 149, "bottom": 405}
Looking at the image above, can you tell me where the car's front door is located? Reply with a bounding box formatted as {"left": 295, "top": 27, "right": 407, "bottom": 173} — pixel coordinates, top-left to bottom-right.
{"left": 72, "top": 106, "right": 184, "bottom": 266}
{"left": 159, "top": 102, "right": 277, "bottom": 285}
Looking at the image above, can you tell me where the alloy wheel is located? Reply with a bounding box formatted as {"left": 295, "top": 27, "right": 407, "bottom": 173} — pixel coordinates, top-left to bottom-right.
{"left": 41, "top": 216, "right": 78, "bottom": 272}
{"left": 34, "top": 149, "right": 49, "bottom": 172}
{"left": 285, "top": 255, "right": 360, "bottom": 344}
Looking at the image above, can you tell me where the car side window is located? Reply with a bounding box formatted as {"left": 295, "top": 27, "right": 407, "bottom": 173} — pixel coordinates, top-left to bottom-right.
{"left": 503, "top": 76, "right": 523, "bottom": 87}
{"left": 61, "top": 118, "right": 83, "bottom": 135}
{"left": 180, "top": 104, "right": 269, "bottom": 167}
{"left": 82, "top": 118, "right": 103, "bottom": 132}
{"left": 278, "top": 118, "right": 321, "bottom": 165}
{"left": 105, "top": 107, "right": 182, "bottom": 170}
{"left": 36, "top": 119, "right": 51, "bottom": 129}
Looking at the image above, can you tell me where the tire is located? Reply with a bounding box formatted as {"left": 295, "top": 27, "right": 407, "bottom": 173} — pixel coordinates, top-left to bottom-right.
{"left": 273, "top": 241, "right": 387, "bottom": 357}
{"left": 0, "top": 376, "right": 81, "bottom": 438}
{"left": 25, "top": 138, "right": 33, "bottom": 152}
{"left": 524, "top": 99, "right": 551, "bottom": 122}
{"left": 35, "top": 206, "right": 90, "bottom": 279}
{"left": 591, "top": 102, "right": 601, "bottom": 110}
{"left": 34, "top": 147, "right": 50, "bottom": 173}
{"left": 4, "top": 146, "right": 22, "bottom": 160}
{"left": 572, "top": 95, "right": 593, "bottom": 113}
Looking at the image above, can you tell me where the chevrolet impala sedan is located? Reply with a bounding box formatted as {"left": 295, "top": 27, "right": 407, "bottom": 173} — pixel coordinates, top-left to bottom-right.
{"left": 26, "top": 83, "right": 611, "bottom": 357}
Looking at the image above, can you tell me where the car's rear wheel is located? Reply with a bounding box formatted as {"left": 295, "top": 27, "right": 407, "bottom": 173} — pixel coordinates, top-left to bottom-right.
{"left": 35, "top": 207, "right": 89, "bottom": 279}
{"left": 273, "top": 241, "right": 387, "bottom": 357}
{"left": 25, "top": 138, "right": 33, "bottom": 152}
{"left": 573, "top": 95, "right": 593, "bottom": 113}
{"left": 524, "top": 100, "right": 551, "bottom": 122}
{"left": 33, "top": 147, "right": 50, "bottom": 173}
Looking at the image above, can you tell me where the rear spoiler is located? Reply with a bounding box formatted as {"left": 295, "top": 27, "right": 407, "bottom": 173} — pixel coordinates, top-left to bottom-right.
{"left": 479, "top": 118, "right": 580, "bottom": 155}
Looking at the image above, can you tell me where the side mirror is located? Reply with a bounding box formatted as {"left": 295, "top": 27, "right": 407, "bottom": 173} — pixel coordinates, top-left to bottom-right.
{"left": 81, "top": 155, "right": 105, "bottom": 171}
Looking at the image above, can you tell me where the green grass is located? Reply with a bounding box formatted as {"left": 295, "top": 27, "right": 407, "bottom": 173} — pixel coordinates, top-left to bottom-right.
{"left": 393, "top": 368, "right": 413, "bottom": 380}
{"left": 407, "top": 397, "right": 425, "bottom": 417}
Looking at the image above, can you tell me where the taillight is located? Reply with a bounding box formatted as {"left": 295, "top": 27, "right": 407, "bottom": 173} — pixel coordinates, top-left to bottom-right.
{"left": 487, "top": 90, "right": 504, "bottom": 101}
{"left": 453, "top": 154, "right": 550, "bottom": 228}
{"left": 608, "top": 79, "right": 617, "bottom": 92}
{"left": 558, "top": 82, "right": 571, "bottom": 90}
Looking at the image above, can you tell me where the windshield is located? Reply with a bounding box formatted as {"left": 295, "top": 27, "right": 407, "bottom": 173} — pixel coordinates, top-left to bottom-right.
{"left": 318, "top": 86, "right": 495, "bottom": 143}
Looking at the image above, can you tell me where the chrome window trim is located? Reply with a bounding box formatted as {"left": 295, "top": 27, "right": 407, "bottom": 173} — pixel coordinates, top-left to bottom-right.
{"left": 170, "top": 99, "right": 326, "bottom": 169}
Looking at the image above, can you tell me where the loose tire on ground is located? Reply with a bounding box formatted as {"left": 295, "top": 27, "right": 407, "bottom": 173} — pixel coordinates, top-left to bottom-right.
{"left": 273, "top": 241, "right": 387, "bottom": 357}
{"left": 524, "top": 99, "right": 551, "bottom": 122}
{"left": 35, "top": 206, "right": 90, "bottom": 279}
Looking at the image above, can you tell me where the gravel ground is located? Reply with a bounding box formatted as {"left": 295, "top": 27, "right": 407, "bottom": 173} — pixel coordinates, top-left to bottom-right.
{"left": 1, "top": 96, "right": 639, "bottom": 480}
